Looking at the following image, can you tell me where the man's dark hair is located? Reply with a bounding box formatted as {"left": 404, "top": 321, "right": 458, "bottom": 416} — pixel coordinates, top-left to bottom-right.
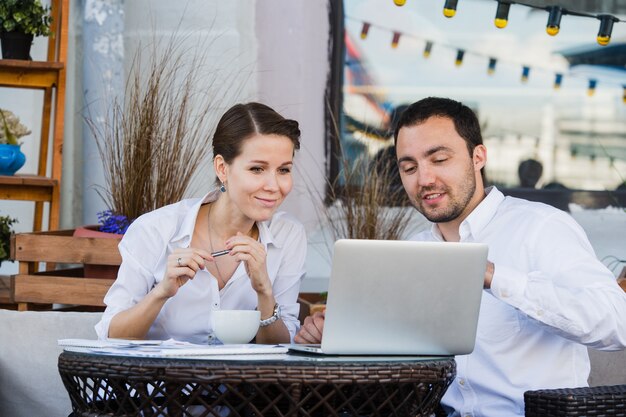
{"left": 393, "top": 97, "right": 483, "bottom": 157}
{"left": 518, "top": 158, "right": 543, "bottom": 188}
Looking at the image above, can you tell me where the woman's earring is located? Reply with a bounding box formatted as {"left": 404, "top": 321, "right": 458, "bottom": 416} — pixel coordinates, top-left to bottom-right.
{"left": 220, "top": 183, "right": 226, "bottom": 193}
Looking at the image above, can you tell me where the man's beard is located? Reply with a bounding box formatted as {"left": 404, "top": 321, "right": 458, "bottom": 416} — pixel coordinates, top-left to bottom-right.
{"left": 413, "top": 164, "right": 477, "bottom": 223}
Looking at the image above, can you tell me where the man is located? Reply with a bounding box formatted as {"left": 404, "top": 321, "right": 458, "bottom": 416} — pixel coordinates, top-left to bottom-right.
{"left": 295, "top": 97, "right": 626, "bottom": 417}
{"left": 517, "top": 158, "right": 543, "bottom": 188}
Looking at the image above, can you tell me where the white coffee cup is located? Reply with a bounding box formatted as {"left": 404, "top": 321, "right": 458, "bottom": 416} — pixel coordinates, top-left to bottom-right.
{"left": 211, "top": 310, "right": 261, "bottom": 344}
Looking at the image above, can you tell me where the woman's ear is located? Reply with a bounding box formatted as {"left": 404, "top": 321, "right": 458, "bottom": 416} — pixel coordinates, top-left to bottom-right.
{"left": 214, "top": 155, "right": 228, "bottom": 183}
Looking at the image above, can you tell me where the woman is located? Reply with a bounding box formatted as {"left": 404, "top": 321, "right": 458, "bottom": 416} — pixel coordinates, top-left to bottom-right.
{"left": 95, "top": 102, "right": 306, "bottom": 344}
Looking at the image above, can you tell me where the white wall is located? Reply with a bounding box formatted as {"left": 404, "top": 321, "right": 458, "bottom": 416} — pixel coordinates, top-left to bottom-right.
{"left": 255, "top": 1, "right": 329, "bottom": 234}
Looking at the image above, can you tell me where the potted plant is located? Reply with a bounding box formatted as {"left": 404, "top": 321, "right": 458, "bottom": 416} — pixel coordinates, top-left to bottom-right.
{"left": 0, "top": 0, "right": 52, "bottom": 60}
{"left": 0, "top": 214, "right": 17, "bottom": 266}
{"left": 76, "top": 35, "right": 239, "bottom": 278}
{"left": 320, "top": 154, "right": 415, "bottom": 242}
{"left": 0, "top": 108, "right": 29, "bottom": 175}
{"left": 85, "top": 36, "right": 232, "bottom": 233}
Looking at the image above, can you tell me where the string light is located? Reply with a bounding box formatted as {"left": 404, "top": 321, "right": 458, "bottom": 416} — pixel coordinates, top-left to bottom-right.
{"left": 494, "top": 1, "right": 511, "bottom": 28}
{"left": 546, "top": 6, "right": 562, "bottom": 36}
{"left": 360, "top": 22, "right": 371, "bottom": 39}
{"left": 391, "top": 1, "right": 625, "bottom": 45}
{"left": 455, "top": 49, "right": 465, "bottom": 66}
{"left": 346, "top": 15, "right": 626, "bottom": 101}
{"left": 587, "top": 79, "right": 597, "bottom": 96}
{"left": 521, "top": 66, "right": 530, "bottom": 83}
{"left": 391, "top": 32, "right": 401, "bottom": 48}
{"left": 597, "top": 15, "right": 617, "bottom": 46}
{"left": 487, "top": 58, "right": 497, "bottom": 75}
{"left": 554, "top": 73, "right": 563, "bottom": 90}
{"left": 443, "top": 0, "right": 458, "bottom": 18}
{"left": 423, "top": 41, "right": 433, "bottom": 58}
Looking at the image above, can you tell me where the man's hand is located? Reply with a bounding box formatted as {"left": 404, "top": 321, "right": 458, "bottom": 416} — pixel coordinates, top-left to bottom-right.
{"left": 294, "top": 311, "right": 325, "bottom": 344}
{"left": 484, "top": 261, "right": 495, "bottom": 288}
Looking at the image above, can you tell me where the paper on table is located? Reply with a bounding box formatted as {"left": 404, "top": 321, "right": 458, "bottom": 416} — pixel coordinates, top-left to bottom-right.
{"left": 59, "top": 339, "right": 288, "bottom": 357}
{"left": 90, "top": 344, "right": 288, "bottom": 357}
{"left": 58, "top": 338, "right": 170, "bottom": 349}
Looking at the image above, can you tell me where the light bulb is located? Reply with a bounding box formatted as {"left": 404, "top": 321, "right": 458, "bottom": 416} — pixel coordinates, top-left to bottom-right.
{"left": 597, "top": 15, "right": 616, "bottom": 46}
{"left": 444, "top": 0, "right": 458, "bottom": 18}
{"left": 494, "top": 2, "right": 510, "bottom": 28}
{"left": 423, "top": 41, "right": 433, "bottom": 58}
{"left": 546, "top": 7, "right": 562, "bottom": 36}
{"left": 487, "top": 58, "right": 497, "bottom": 75}
{"left": 360, "top": 22, "right": 371, "bottom": 40}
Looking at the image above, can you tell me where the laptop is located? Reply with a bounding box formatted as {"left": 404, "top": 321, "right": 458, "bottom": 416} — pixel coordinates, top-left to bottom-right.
{"left": 290, "top": 239, "right": 488, "bottom": 355}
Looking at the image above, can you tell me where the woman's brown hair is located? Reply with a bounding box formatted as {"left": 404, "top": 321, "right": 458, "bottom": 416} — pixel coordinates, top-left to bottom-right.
{"left": 213, "top": 102, "right": 301, "bottom": 164}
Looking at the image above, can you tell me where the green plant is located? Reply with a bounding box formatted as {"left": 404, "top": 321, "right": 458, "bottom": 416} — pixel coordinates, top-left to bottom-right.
{"left": 0, "top": 214, "right": 17, "bottom": 265}
{"left": 0, "top": 108, "right": 30, "bottom": 145}
{"left": 0, "top": 0, "right": 52, "bottom": 36}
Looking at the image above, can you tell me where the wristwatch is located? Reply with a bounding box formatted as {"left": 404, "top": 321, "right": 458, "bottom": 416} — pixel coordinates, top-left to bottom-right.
{"left": 259, "top": 303, "right": 281, "bottom": 327}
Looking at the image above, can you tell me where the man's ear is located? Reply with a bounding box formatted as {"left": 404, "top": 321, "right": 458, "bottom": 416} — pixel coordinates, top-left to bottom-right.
{"left": 214, "top": 155, "right": 228, "bottom": 183}
{"left": 473, "top": 144, "right": 487, "bottom": 172}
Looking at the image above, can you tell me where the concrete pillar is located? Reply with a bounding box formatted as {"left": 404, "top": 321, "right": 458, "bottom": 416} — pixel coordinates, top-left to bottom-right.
{"left": 81, "top": 0, "right": 125, "bottom": 225}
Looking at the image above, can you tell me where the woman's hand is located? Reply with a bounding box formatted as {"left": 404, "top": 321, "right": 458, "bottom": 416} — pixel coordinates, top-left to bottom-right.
{"left": 154, "top": 247, "right": 213, "bottom": 299}
{"left": 226, "top": 232, "right": 271, "bottom": 295}
{"left": 294, "top": 311, "right": 325, "bottom": 344}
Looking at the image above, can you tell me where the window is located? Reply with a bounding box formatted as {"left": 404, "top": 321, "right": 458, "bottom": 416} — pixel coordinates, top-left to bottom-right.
{"left": 328, "top": 0, "right": 626, "bottom": 202}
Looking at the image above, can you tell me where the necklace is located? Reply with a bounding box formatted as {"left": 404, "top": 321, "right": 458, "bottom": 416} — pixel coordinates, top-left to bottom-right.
{"left": 207, "top": 203, "right": 228, "bottom": 288}
{"left": 207, "top": 203, "right": 259, "bottom": 289}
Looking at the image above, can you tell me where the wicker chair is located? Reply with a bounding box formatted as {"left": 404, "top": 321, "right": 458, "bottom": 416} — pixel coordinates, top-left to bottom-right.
{"left": 524, "top": 384, "right": 626, "bottom": 417}
{"left": 434, "top": 348, "right": 626, "bottom": 416}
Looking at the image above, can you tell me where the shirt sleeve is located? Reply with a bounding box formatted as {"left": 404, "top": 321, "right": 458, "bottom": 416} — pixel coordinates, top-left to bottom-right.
{"left": 94, "top": 222, "right": 163, "bottom": 340}
{"left": 490, "top": 211, "right": 626, "bottom": 350}
{"left": 269, "top": 219, "right": 308, "bottom": 342}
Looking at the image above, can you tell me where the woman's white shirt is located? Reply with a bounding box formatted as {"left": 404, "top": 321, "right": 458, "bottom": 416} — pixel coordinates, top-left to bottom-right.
{"left": 95, "top": 191, "right": 307, "bottom": 344}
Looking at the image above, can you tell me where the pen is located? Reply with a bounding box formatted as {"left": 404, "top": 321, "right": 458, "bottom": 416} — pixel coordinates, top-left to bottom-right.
{"left": 211, "top": 249, "right": 231, "bottom": 257}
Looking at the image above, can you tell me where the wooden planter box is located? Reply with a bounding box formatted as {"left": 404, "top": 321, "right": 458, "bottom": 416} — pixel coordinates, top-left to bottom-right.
{"left": 297, "top": 292, "right": 327, "bottom": 323}
{"left": 9, "top": 229, "right": 121, "bottom": 310}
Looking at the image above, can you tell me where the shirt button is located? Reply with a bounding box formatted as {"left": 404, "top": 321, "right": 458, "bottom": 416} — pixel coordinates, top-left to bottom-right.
{"left": 537, "top": 309, "right": 544, "bottom": 317}
{"left": 501, "top": 290, "right": 509, "bottom": 298}
{"left": 459, "top": 378, "right": 465, "bottom": 386}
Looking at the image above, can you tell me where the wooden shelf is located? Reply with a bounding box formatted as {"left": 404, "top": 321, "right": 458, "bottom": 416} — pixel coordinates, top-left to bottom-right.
{"left": 0, "top": 0, "right": 68, "bottom": 233}
{"left": 0, "top": 174, "right": 57, "bottom": 201}
{"left": 0, "top": 59, "right": 64, "bottom": 89}
{"left": 0, "top": 275, "right": 13, "bottom": 304}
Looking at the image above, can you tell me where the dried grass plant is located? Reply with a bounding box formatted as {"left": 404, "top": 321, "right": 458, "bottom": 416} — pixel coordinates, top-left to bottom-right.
{"left": 321, "top": 152, "right": 415, "bottom": 241}
{"left": 86, "top": 35, "right": 243, "bottom": 225}
{"left": 309, "top": 107, "right": 419, "bottom": 244}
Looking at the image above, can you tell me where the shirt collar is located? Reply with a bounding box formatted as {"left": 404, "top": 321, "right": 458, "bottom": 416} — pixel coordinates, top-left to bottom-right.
{"left": 171, "top": 189, "right": 278, "bottom": 248}
{"left": 430, "top": 186, "right": 504, "bottom": 242}
{"left": 171, "top": 190, "right": 220, "bottom": 247}
{"left": 257, "top": 219, "right": 278, "bottom": 248}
